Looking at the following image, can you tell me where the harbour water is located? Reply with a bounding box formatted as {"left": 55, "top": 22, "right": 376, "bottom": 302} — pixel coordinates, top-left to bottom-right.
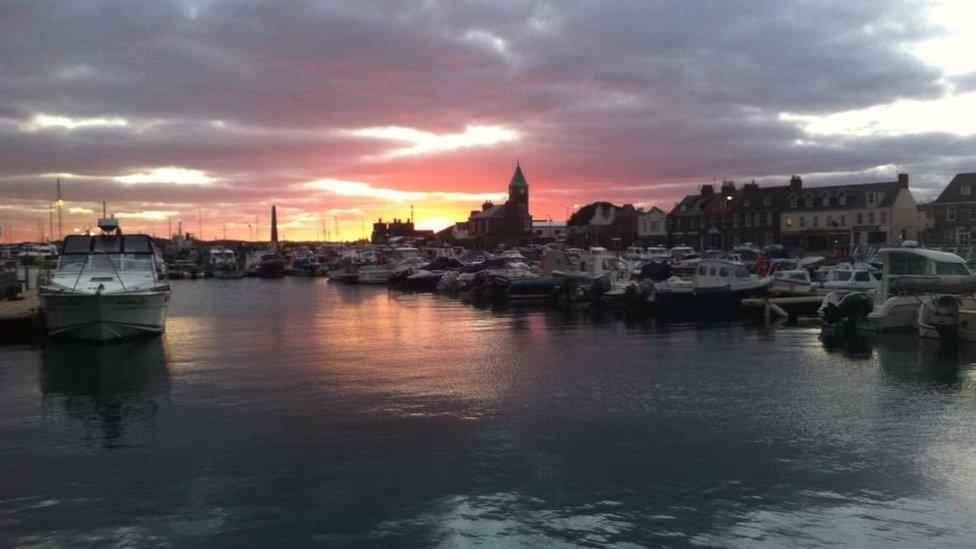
{"left": 2, "top": 278, "right": 976, "bottom": 547}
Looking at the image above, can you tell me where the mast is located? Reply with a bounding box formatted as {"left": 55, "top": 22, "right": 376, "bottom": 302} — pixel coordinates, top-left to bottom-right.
{"left": 56, "top": 178, "right": 63, "bottom": 240}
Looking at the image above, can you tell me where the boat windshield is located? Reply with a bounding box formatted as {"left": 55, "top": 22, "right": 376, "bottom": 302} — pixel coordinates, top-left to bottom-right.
{"left": 936, "top": 261, "right": 970, "bottom": 275}
{"left": 58, "top": 235, "right": 154, "bottom": 271}
{"left": 827, "top": 270, "right": 851, "bottom": 281}
{"left": 58, "top": 254, "right": 154, "bottom": 271}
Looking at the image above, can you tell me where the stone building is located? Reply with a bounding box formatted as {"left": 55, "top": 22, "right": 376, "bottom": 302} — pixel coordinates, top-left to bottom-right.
{"left": 636, "top": 207, "right": 667, "bottom": 246}
{"left": 931, "top": 173, "right": 976, "bottom": 245}
{"left": 466, "top": 163, "right": 533, "bottom": 245}
{"left": 779, "top": 173, "right": 919, "bottom": 251}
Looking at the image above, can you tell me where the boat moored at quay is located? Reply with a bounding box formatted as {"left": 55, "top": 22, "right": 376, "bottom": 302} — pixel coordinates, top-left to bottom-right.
{"left": 819, "top": 247, "right": 976, "bottom": 334}
{"left": 38, "top": 218, "right": 170, "bottom": 341}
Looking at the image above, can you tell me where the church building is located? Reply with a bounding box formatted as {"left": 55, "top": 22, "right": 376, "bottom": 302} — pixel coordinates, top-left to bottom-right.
{"left": 466, "top": 163, "right": 533, "bottom": 244}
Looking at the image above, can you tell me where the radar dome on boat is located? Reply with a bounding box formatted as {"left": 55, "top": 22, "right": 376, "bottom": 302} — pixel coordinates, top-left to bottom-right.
{"left": 97, "top": 217, "right": 119, "bottom": 232}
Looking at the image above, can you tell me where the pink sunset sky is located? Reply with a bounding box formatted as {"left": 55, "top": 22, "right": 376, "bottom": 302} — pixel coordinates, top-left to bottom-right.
{"left": 2, "top": 1, "right": 976, "bottom": 241}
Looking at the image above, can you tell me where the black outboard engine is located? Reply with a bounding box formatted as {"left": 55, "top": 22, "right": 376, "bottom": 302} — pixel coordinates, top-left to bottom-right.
{"left": 587, "top": 275, "right": 612, "bottom": 303}
{"left": 820, "top": 292, "right": 873, "bottom": 329}
{"left": 930, "top": 295, "right": 961, "bottom": 344}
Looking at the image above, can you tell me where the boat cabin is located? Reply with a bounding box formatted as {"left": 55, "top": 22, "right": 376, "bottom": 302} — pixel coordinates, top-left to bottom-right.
{"left": 877, "top": 247, "right": 976, "bottom": 296}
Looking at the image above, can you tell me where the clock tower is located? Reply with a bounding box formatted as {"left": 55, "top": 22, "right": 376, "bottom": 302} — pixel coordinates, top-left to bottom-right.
{"left": 508, "top": 161, "right": 529, "bottom": 216}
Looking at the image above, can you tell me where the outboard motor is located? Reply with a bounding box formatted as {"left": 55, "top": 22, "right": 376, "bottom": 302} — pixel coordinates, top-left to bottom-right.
{"left": 820, "top": 292, "right": 873, "bottom": 330}
{"left": 928, "top": 295, "right": 961, "bottom": 344}
{"left": 587, "top": 275, "right": 612, "bottom": 303}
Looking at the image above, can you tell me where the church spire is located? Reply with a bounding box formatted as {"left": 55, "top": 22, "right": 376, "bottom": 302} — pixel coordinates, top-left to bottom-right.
{"left": 509, "top": 161, "right": 527, "bottom": 189}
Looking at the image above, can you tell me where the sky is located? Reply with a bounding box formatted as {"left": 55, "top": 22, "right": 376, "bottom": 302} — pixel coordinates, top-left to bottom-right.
{"left": 2, "top": 0, "right": 976, "bottom": 242}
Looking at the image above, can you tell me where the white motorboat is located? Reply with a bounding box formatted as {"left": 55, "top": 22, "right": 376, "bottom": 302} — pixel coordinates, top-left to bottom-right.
{"left": 39, "top": 218, "right": 170, "bottom": 341}
{"left": 821, "top": 248, "right": 976, "bottom": 332}
{"left": 206, "top": 246, "right": 243, "bottom": 279}
{"left": 818, "top": 262, "right": 880, "bottom": 292}
{"left": 356, "top": 263, "right": 395, "bottom": 284}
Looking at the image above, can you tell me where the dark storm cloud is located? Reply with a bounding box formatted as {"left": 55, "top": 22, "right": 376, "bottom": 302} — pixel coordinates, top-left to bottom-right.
{"left": 0, "top": 0, "right": 970, "bottom": 232}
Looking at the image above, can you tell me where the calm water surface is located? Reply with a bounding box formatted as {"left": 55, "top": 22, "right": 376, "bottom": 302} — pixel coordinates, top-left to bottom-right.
{"left": 2, "top": 278, "right": 976, "bottom": 547}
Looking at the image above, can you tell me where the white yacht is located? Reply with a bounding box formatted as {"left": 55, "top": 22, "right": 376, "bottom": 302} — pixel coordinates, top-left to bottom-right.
{"left": 820, "top": 248, "right": 976, "bottom": 332}
{"left": 818, "top": 263, "right": 880, "bottom": 292}
{"left": 39, "top": 218, "right": 170, "bottom": 341}
{"left": 206, "top": 246, "right": 243, "bottom": 279}
{"left": 356, "top": 262, "right": 395, "bottom": 284}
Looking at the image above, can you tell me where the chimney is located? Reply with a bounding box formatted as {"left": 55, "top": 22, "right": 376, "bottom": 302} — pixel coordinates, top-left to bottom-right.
{"left": 790, "top": 175, "right": 802, "bottom": 191}
{"left": 898, "top": 173, "right": 909, "bottom": 188}
{"left": 482, "top": 200, "right": 493, "bottom": 211}
{"left": 721, "top": 180, "right": 736, "bottom": 193}
{"left": 700, "top": 184, "right": 715, "bottom": 197}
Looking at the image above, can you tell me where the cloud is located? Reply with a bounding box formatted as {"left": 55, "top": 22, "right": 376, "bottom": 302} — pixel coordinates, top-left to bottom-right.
{"left": 1, "top": 0, "right": 975, "bottom": 241}
{"left": 348, "top": 125, "right": 519, "bottom": 159}
{"left": 301, "top": 179, "right": 505, "bottom": 203}
{"left": 115, "top": 168, "right": 216, "bottom": 185}
{"left": 69, "top": 207, "right": 94, "bottom": 214}
{"left": 325, "top": 207, "right": 365, "bottom": 217}
{"left": 780, "top": 91, "right": 976, "bottom": 137}
{"left": 26, "top": 113, "right": 129, "bottom": 131}
{"left": 114, "top": 210, "right": 179, "bottom": 221}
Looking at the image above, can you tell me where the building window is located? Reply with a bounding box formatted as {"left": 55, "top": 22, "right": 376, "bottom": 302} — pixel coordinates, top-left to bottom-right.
{"left": 813, "top": 216, "right": 819, "bottom": 227}
{"left": 868, "top": 212, "right": 875, "bottom": 224}
{"left": 744, "top": 215, "right": 751, "bottom": 227}
{"left": 650, "top": 221, "right": 660, "bottom": 230}
{"left": 805, "top": 196, "right": 813, "bottom": 207}
{"left": 838, "top": 194, "right": 847, "bottom": 206}
{"left": 947, "top": 205, "right": 956, "bottom": 222}
{"left": 754, "top": 213, "right": 760, "bottom": 226}
{"left": 766, "top": 212, "right": 773, "bottom": 226}
{"left": 963, "top": 185, "right": 972, "bottom": 196}
{"left": 970, "top": 206, "right": 976, "bottom": 221}
{"left": 840, "top": 214, "right": 846, "bottom": 226}
{"left": 880, "top": 211, "right": 887, "bottom": 224}
{"left": 857, "top": 212, "right": 864, "bottom": 224}
{"left": 866, "top": 191, "right": 878, "bottom": 206}
{"left": 822, "top": 195, "right": 829, "bottom": 206}
{"left": 763, "top": 196, "right": 771, "bottom": 207}
{"left": 789, "top": 196, "right": 797, "bottom": 208}
{"left": 799, "top": 216, "right": 806, "bottom": 228}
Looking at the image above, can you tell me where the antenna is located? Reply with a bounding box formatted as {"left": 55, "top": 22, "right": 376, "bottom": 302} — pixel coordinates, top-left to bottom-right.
{"left": 102, "top": 201, "right": 107, "bottom": 218}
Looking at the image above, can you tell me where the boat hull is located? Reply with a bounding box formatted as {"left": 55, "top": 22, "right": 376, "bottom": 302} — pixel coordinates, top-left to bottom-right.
{"left": 40, "top": 291, "right": 170, "bottom": 341}
{"left": 211, "top": 269, "right": 244, "bottom": 279}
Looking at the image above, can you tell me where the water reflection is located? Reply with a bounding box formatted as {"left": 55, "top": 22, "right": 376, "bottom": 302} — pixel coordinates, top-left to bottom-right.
{"left": 4, "top": 280, "right": 976, "bottom": 546}
{"left": 40, "top": 338, "right": 170, "bottom": 448}
{"left": 820, "top": 329, "right": 963, "bottom": 387}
